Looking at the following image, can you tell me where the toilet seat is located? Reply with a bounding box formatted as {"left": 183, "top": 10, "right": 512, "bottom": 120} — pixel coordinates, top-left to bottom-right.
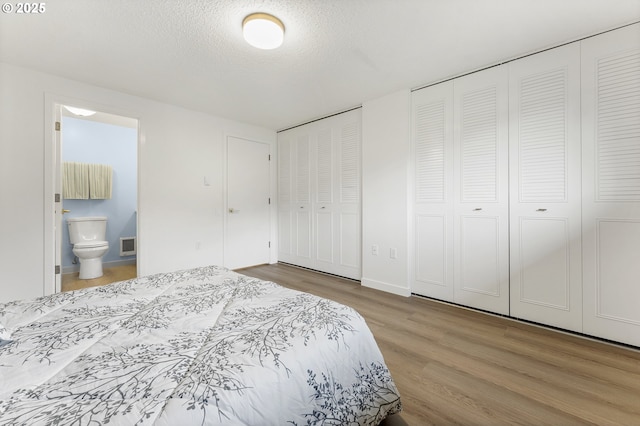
{"left": 74, "top": 240, "right": 109, "bottom": 249}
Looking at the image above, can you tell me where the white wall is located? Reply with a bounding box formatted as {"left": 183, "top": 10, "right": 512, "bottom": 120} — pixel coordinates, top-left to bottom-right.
{"left": 0, "top": 62, "right": 276, "bottom": 303}
{"left": 361, "top": 90, "right": 411, "bottom": 296}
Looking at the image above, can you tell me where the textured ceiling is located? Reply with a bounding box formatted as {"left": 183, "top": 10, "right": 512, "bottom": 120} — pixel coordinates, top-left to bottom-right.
{"left": 1, "top": 0, "right": 639, "bottom": 130}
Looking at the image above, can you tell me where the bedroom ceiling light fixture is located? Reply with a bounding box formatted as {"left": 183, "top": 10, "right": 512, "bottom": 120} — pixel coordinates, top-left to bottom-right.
{"left": 63, "top": 105, "right": 97, "bottom": 117}
{"left": 242, "top": 13, "right": 285, "bottom": 50}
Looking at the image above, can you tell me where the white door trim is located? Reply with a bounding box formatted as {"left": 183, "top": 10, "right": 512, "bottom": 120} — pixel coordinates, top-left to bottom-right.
{"left": 43, "top": 93, "right": 142, "bottom": 294}
{"left": 223, "top": 134, "right": 278, "bottom": 268}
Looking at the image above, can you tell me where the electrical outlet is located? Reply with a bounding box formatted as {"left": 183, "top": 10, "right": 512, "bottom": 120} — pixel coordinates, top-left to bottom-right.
{"left": 371, "top": 245, "right": 379, "bottom": 256}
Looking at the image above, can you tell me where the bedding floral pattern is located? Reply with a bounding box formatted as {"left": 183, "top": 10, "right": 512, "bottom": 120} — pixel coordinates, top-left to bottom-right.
{"left": 0, "top": 266, "right": 401, "bottom": 425}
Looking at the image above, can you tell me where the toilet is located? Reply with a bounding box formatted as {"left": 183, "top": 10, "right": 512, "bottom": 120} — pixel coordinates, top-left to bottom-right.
{"left": 67, "top": 216, "right": 109, "bottom": 279}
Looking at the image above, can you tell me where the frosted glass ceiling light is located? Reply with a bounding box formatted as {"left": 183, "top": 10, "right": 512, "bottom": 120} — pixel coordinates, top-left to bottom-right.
{"left": 63, "top": 105, "right": 97, "bottom": 117}
{"left": 242, "top": 13, "right": 284, "bottom": 50}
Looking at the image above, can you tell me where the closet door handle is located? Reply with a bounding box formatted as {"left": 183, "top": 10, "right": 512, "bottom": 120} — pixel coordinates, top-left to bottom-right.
{"left": 473, "top": 208, "right": 482, "bottom": 211}
{"left": 537, "top": 208, "right": 547, "bottom": 212}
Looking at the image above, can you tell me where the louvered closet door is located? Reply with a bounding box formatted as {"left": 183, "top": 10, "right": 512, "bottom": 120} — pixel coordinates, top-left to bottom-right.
{"left": 314, "top": 125, "right": 335, "bottom": 271}
{"left": 453, "top": 65, "right": 510, "bottom": 314}
{"left": 278, "top": 128, "right": 313, "bottom": 269}
{"left": 509, "top": 43, "right": 583, "bottom": 331}
{"left": 313, "top": 110, "right": 362, "bottom": 280}
{"left": 293, "top": 133, "right": 313, "bottom": 268}
{"left": 332, "top": 110, "right": 362, "bottom": 279}
{"left": 277, "top": 135, "right": 294, "bottom": 264}
{"left": 278, "top": 110, "right": 361, "bottom": 279}
{"left": 582, "top": 24, "right": 640, "bottom": 347}
{"left": 412, "top": 82, "right": 455, "bottom": 301}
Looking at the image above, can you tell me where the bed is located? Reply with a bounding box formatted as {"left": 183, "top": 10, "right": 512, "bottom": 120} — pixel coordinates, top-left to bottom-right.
{"left": 0, "top": 265, "right": 401, "bottom": 425}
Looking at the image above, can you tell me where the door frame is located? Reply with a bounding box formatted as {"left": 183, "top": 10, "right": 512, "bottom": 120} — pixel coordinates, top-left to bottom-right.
{"left": 43, "top": 93, "right": 142, "bottom": 295}
{"left": 223, "top": 134, "right": 278, "bottom": 269}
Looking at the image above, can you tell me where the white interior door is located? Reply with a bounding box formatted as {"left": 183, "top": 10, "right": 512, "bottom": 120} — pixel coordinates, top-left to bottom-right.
{"left": 225, "top": 136, "right": 271, "bottom": 269}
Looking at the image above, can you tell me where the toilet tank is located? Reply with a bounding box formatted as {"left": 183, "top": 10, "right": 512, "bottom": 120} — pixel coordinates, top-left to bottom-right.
{"left": 67, "top": 216, "right": 107, "bottom": 244}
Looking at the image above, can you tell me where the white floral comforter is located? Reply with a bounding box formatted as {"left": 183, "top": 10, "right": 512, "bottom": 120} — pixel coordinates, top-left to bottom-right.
{"left": 0, "top": 266, "right": 401, "bottom": 425}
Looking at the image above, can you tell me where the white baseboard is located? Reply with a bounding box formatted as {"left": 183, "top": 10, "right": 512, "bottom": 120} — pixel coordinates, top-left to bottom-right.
{"left": 361, "top": 277, "right": 411, "bottom": 297}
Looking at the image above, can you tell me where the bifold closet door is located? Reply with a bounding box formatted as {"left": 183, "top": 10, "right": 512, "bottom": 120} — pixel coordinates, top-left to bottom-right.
{"left": 312, "top": 110, "right": 362, "bottom": 280}
{"left": 509, "top": 43, "right": 583, "bottom": 332}
{"left": 277, "top": 109, "right": 361, "bottom": 280}
{"left": 328, "top": 110, "right": 361, "bottom": 280}
{"left": 278, "top": 136, "right": 293, "bottom": 264}
{"left": 313, "top": 125, "right": 335, "bottom": 272}
{"left": 582, "top": 23, "right": 640, "bottom": 347}
{"left": 277, "top": 131, "right": 313, "bottom": 269}
{"left": 411, "top": 82, "right": 455, "bottom": 301}
{"left": 453, "top": 65, "right": 510, "bottom": 315}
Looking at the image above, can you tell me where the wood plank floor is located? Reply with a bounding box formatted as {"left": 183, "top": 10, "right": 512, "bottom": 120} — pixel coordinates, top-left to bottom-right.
{"left": 237, "top": 263, "right": 640, "bottom": 426}
{"left": 61, "top": 263, "right": 137, "bottom": 292}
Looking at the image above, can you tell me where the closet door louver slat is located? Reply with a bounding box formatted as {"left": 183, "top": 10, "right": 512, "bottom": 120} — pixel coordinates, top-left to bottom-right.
{"left": 519, "top": 68, "right": 568, "bottom": 203}
{"left": 415, "top": 101, "right": 446, "bottom": 203}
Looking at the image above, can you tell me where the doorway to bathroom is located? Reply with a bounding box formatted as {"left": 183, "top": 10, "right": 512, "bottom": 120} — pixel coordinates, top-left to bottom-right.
{"left": 56, "top": 105, "right": 139, "bottom": 292}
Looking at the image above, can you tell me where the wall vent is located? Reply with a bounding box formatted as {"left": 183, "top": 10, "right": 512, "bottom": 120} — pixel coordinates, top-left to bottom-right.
{"left": 120, "top": 237, "right": 136, "bottom": 256}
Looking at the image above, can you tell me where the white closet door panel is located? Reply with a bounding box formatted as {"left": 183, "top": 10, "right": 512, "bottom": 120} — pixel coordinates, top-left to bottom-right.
{"left": 339, "top": 210, "right": 359, "bottom": 268}
{"left": 414, "top": 214, "right": 451, "bottom": 300}
{"left": 412, "top": 82, "right": 454, "bottom": 301}
{"left": 595, "top": 220, "right": 640, "bottom": 322}
{"left": 518, "top": 68, "right": 569, "bottom": 202}
{"left": 295, "top": 135, "right": 311, "bottom": 204}
{"left": 582, "top": 23, "right": 640, "bottom": 347}
{"left": 509, "top": 43, "right": 582, "bottom": 332}
{"left": 314, "top": 125, "right": 335, "bottom": 270}
{"left": 316, "top": 127, "right": 333, "bottom": 204}
{"left": 277, "top": 137, "right": 294, "bottom": 262}
{"left": 293, "top": 134, "right": 313, "bottom": 267}
{"left": 295, "top": 208, "right": 312, "bottom": 261}
{"left": 459, "top": 215, "right": 502, "bottom": 295}
{"left": 278, "top": 210, "right": 292, "bottom": 257}
{"left": 415, "top": 100, "right": 448, "bottom": 202}
{"left": 459, "top": 86, "right": 499, "bottom": 202}
{"left": 278, "top": 109, "right": 361, "bottom": 279}
{"left": 315, "top": 209, "right": 333, "bottom": 264}
{"left": 516, "top": 217, "right": 570, "bottom": 309}
{"left": 278, "top": 137, "right": 292, "bottom": 204}
{"left": 453, "top": 66, "right": 509, "bottom": 314}
{"left": 340, "top": 120, "right": 360, "bottom": 204}
{"left": 331, "top": 109, "right": 362, "bottom": 279}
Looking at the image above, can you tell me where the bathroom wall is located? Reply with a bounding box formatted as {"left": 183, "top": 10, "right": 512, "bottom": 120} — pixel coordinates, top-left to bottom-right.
{"left": 61, "top": 116, "right": 137, "bottom": 271}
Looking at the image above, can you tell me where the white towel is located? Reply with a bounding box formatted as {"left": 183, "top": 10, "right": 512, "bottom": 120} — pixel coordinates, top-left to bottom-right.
{"left": 62, "top": 162, "right": 89, "bottom": 199}
{"left": 89, "top": 163, "right": 113, "bottom": 199}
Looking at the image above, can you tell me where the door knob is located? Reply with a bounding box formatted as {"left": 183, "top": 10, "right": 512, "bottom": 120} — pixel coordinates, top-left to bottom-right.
{"left": 62, "top": 209, "right": 71, "bottom": 214}
{"left": 229, "top": 208, "right": 239, "bottom": 213}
